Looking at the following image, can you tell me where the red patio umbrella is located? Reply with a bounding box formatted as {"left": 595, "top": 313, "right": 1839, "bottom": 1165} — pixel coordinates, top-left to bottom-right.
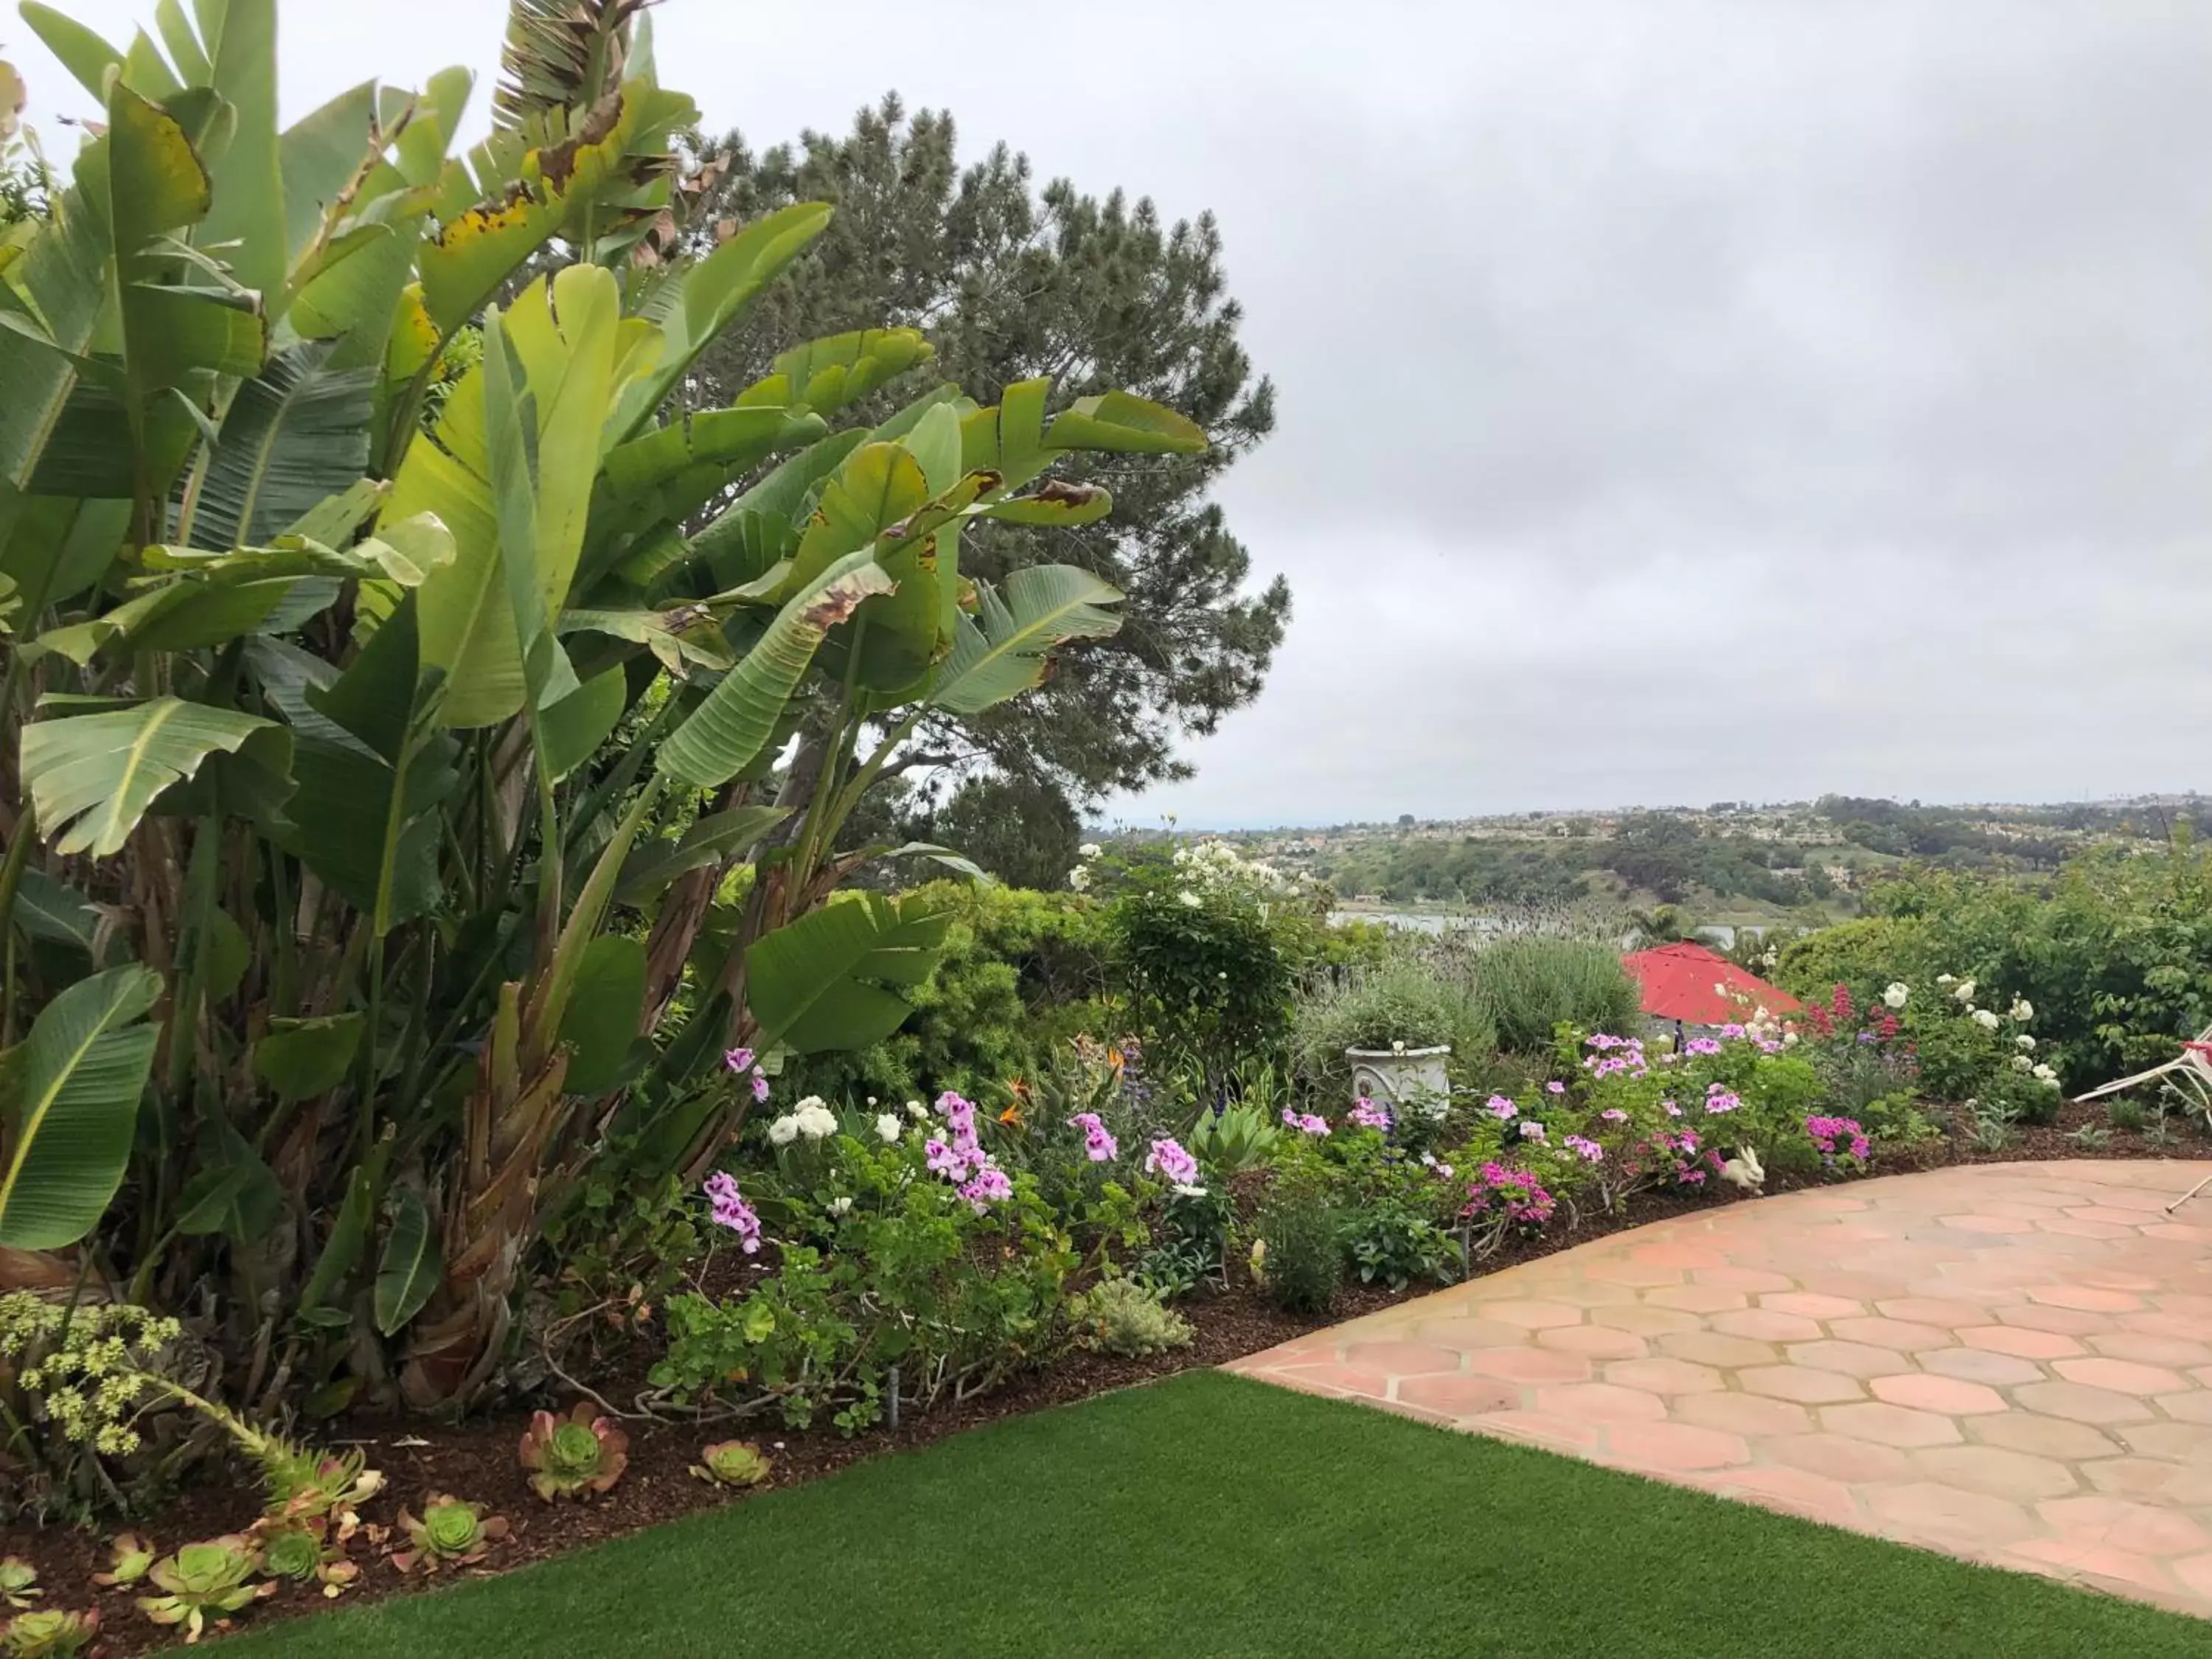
{"left": 1620, "top": 940, "right": 1801, "bottom": 1026}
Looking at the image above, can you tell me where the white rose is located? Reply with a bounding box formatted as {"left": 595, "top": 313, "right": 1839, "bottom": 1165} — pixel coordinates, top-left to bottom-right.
{"left": 2011, "top": 1054, "right": 2033, "bottom": 1072}
{"left": 828, "top": 1196, "right": 853, "bottom": 1217}
{"left": 1953, "top": 979, "right": 1976, "bottom": 1002}
{"left": 876, "top": 1113, "right": 902, "bottom": 1143}
{"left": 768, "top": 1116, "right": 800, "bottom": 1147}
{"left": 2015, "top": 1034, "right": 2035, "bottom": 1051}
{"left": 1936, "top": 973, "right": 1955, "bottom": 985}
{"left": 2011, "top": 998, "right": 2034, "bottom": 1021}
{"left": 2032, "top": 1063, "right": 2057, "bottom": 1082}
{"left": 1972, "top": 1009, "right": 2000, "bottom": 1031}
{"left": 1068, "top": 867, "right": 1091, "bottom": 893}
{"left": 1782, "top": 1031, "right": 1800, "bottom": 1047}
{"left": 1079, "top": 844, "right": 1102, "bottom": 860}
{"left": 906, "top": 1101, "right": 927, "bottom": 1119}
{"left": 1179, "top": 891, "right": 1203, "bottom": 908}
{"left": 1883, "top": 983, "right": 1909, "bottom": 1009}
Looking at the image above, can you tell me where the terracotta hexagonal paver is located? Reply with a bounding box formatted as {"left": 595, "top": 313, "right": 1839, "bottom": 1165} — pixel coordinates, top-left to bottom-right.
{"left": 1224, "top": 1159, "right": 2212, "bottom": 1621}
{"left": 2053, "top": 1356, "right": 2189, "bottom": 1396}
{"left": 2014, "top": 1380, "right": 2157, "bottom": 1426}
{"left": 1603, "top": 1357, "right": 1725, "bottom": 1396}
{"left": 1783, "top": 1339, "right": 1915, "bottom": 1379}
{"left": 1739, "top": 1364, "right": 1865, "bottom": 1405}
{"left": 1870, "top": 1373, "right": 2007, "bottom": 1415}
{"left": 1821, "top": 1401, "right": 1965, "bottom": 1449}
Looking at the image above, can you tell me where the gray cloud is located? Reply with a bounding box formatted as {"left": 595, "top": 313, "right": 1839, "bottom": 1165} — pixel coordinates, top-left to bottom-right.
{"left": 13, "top": 0, "right": 2209, "bottom": 824}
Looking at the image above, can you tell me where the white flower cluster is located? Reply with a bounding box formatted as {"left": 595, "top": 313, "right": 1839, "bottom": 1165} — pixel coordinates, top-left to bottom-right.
{"left": 1926, "top": 975, "right": 2059, "bottom": 1090}
{"left": 767, "top": 1096, "right": 840, "bottom": 1146}
{"left": 1068, "top": 841, "right": 1107, "bottom": 893}
{"left": 1172, "top": 838, "right": 1303, "bottom": 900}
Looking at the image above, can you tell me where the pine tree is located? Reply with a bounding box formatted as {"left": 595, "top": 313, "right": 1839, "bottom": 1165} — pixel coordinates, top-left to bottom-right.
{"left": 685, "top": 95, "right": 1289, "bottom": 810}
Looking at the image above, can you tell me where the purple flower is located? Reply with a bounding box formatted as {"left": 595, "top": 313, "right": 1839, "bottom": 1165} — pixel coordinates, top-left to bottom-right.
{"left": 1486, "top": 1095, "right": 1518, "bottom": 1120}
{"left": 724, "top": 1046, "right": 756, "bottom": 1074}
{"left": 1347, "top": 1098, "right": 1394, "bottom": 1131}
{"left": 1517, "top": 1120, "right": 1546, "bottom": 1141}
{"left": 925, "top": 1138, "right": 965, "bottom": 1178}
{"left": 1563, "top": 1134, "right": 1604, "bottom": 1162}
{"left": 1719, "top": 1023, "right": 1747, "bottom": 1040}
{"left": 1683, "top": 1037, "right": 1722, "bottom": 1057}
{"left": 1545, "top": 1080, "right": 1567, "bottom": 1095}
{"left": 1068, "top": 1111, "right": 1119, "bottom": 1163}
{"left": 1704, "top": 1091, "right": 1741, "bottom": 1115}
{"left": 1281, "top": 1112, "right": 1330, "bottom": 1136}
{"left": 1663, "top": 1101, "right": 1683, "bottom": 1118}
{"left": 1145, "top": 1137, "right": 1200, "bottom": 1185}
{"left": 1601, "top": 1108, "right": 1629, "bottom": 1122}
{"left": 703, "top": 1172, "right": 761, "bottom": 1253}
{"left": 750, "top": 1068, "right": 771, "bottom": 1103}
{"left": 959, "top": 1166, "right": 1013, "bottom": 1210}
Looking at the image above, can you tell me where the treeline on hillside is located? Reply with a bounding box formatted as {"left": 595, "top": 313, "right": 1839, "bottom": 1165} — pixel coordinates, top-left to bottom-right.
{"left": 1314, "top": 815, "right": 1835, "bottom": 907}
{"left": 1814, "top": 796, "right": 2192, "bottom": 869}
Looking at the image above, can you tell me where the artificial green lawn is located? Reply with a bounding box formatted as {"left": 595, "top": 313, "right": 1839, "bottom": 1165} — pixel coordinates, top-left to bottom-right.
{"left": 229, "top": 1371, "right": 2204, "bottom": 1658}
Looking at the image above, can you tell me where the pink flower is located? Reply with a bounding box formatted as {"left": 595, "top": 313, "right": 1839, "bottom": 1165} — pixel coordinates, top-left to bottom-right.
{"left": 1563, "top": 1134, "right": 1604, "bottom": 1162}
{"left": 958, "top": 1166, "right": 1013, "bottom": 1210}
{"left": 1545, "top": 1081, "right": 1566, "bottom": 1096}
{"left": 724, "top": 1046, "right": 756, "bottom": 1074}
{"left": 703, "top": 1172, "right": 761, "bottom": 1253}
{"left": 750, "top": 1068, "right": 771, "bottom": 1103}
{"left": 1517, "top": 1120, "right": 1546, "bottom": 1141}
{"left": 1601, "top": 1108, "right": 1629, "bottom": 1122}
{"left": 1348, "top": 1098, "right": 1394, "bottom": 1131}
{"left": 1068, "top": 1111, "right": 1119, "bottom": 1163}
{"left": 1145, "top": 1137, "right": 1200, "bottom": 1185}
{"left": 1486, "top": 1095, "right": 1518, "bottom": 1120}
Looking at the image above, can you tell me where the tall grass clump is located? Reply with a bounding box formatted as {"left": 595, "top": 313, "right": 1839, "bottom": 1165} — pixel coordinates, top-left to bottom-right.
{"left": 1471, "top": 939, "right": 1642, "bottom": 1054}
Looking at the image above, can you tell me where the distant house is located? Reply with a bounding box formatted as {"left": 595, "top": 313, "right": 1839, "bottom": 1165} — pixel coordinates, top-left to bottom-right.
{"left": 1620, "top": 941, "right": 1801, "bottom": 1039}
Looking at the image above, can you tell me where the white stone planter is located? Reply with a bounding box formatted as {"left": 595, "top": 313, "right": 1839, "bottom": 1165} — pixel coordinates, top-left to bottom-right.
{"left": 1346, "top": 1045, "right": 1452, "bottom": 1121}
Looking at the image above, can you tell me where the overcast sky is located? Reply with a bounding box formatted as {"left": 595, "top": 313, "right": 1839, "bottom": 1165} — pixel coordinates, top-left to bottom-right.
{"left": 11, "top": 1, "right": 2211, "bottom": 827}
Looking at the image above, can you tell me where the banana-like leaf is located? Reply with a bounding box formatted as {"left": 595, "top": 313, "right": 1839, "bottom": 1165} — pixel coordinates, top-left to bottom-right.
{"left": 0, "top": 964, "right": 162, "bottom": 1249}
{"left": 19, "top": 4, "right": 124, "bottom": 101}
{"left": 0, "top": 122, "right": 111, "bottom": 490}
{"left": 773, "top": 328, "right": 934, "bottom": 420}
{"left": 1042, "top": 391, "right": 1208, "bottom": 456}
{"left": 253, "top": 1013, "right": 366, "bottom": 1102}
{"left": 615, "top": 804, "right": 790, "bottom": 906}
{"left": 556, "top": 934, "right": 645, "bottom": 1095}
{"left": 605, "top": 202, "right": 835, "bottom": 441}
{"left": 193, "top": 0, "right": 286, "bottom": 305}
{"left": 655, "top": 550, "right": 894, "bottom": 788}
{"left": 744, "top": 893, "right": 953, "bottom": 1055}
{"left": 21, "top": 698, "right": 293, "bottom": 858}
{"left": 14, "top": 869, "right": 104, "bottom": 957}
{"left": 493, "top": 0, "right": 647, "bottom": 128}
{"left": 193, "top": 344, "right": 378, "bottom": 549}
{"left": 784, "top": 441, "right": 929, "bottom": 594}
{"left": 927, "top": 566, "right": 1126, "bottom": 717}
{"left": 416, "top": 90, "right": 641, "bottom": 334}
{"left": 538, "top": 664, "right": 627, "bottom": 782}
{"left": 372, "top": 1185, "right": 440, "bottom": 1336}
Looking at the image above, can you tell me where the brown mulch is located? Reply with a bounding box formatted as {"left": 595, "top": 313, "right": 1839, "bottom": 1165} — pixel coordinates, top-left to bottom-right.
{"left": 6, "top": 1099, "right": 2202, "bottom": 1655}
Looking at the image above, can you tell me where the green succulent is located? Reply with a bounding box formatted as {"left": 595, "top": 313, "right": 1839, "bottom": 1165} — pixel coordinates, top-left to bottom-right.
{"left": 518, "top": 1402, "right": 630, "bottom": 1501}
{"left": 689, "top": 1440, "right": 772, "bottom": 1489}
{"left": 92, "top": 1534, "right": 155, "bottom": 1587}
{"left": 0, "top": 1563, "right": 35, "bottom": 1612}
{"left": 391, "top": 1495, "right": 508, "bottom": 1575}
{"left": 1, "top": 1608, "right": 100, "bottom": 1658}
{"left": 136, "top": 1536, "right": 274, "bottom": 1645}
{"left": 255, "top": 1522, "right": 321, "bottom": 1583}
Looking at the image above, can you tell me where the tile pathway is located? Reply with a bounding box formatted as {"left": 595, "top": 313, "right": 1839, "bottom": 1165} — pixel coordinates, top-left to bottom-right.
{"left": 1228, "top": 1159, "right": 2212, "bottom": 1618}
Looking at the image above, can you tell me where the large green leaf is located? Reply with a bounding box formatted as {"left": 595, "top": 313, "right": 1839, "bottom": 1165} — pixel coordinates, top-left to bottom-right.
{"left": 18, "top": 4, "right": 125, "bottom": 101}
{"left": 195, "top": 0, "right": 286, "bottom": 304}
{"left": 192, "top": 344, "right": 378, "bottom": 549}
{"left": 927, "top": 565, "right": 1126, "bottom": 716}
{"left": 605, "top": 202, "right": 834, "bottom": 439}
{"left": 21, "top": 698, "right": 293, "bottom": 858}
{"left": 0, "top": 132, "right": 111, "bottom": 491}
{"left": 655, "top": 550, "right": 894, "bottom": 789}
{"left": 372, "top": 1185, "right": 440, "bottom": 1337}
{"left": 615, "top": 804, "right": 790, "bottom": 906}
{"left": 0, "top": 965, "right": 162, "bottom": 1249}
{"left": 772, "top": 328, "right": 934, "bottom": 421}
{"left": 253, "top": 1013, "right": 366, "bottom": 1102}
{"left": 415, "top": 89, "right": 641, "bottom": 333}
{"left": 556, "top": 934, "right": 645, "bottom": 1095}
{"left": 745, "top": 893, "right": 953, "bottom": 1054}
{"left": 1041, "top": 391, "right": 1208, "bottom": 456}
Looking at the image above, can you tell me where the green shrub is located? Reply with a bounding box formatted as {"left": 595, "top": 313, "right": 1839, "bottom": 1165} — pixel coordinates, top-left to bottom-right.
{"left": 1256, "top": 1194, "right": 1343, "bottom": 1315}
{"left": 1470, "top": 939, "right": 1641, "bottom": 1055}
{"left": 1773, "top": 917, "right": 1935, "bottom": 1005}
{"left": 1065, "top": 1279, "right": 1194, "bottom": 1357}
{"left": 2107, "top": 1099, "right": 2149, "bottom": 1133}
